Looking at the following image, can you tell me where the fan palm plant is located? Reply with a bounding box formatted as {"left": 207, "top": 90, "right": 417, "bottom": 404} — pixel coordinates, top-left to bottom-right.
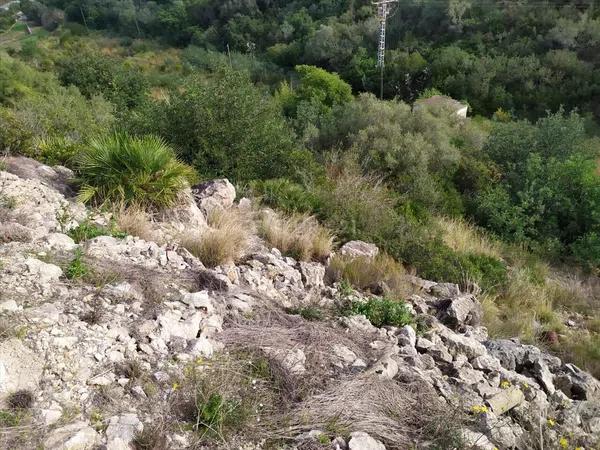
{"left": 75, "top": 133, "right": 195, "bottom": 210}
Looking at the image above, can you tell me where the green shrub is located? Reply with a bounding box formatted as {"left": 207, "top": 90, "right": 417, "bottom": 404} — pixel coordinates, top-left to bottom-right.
{"left": 65, "top": 249, "right": 89, "bottom": 280}
{"left": 30, "top": 136, "right": 79, "bottom": 166}
{"left": 129, "top": 69, "right": 312, "bottom": 182}
{"left": 400, "top": 238, "right": 507, "bottom": 291}
{"left": 571, "top": 232, "right": 600, "bottom": 271}
{"left": 349, "top": 297, "right": 413, "bottom": 328}
{"left": 75, "top": 133, "right": 195, "bottom": 210}
{"left": 0, "top": 108, "right": 33, "bottom": 155}
{"left": 251, "top": 178, "right": 320, "bottom": 213}
{"left": 286, "top": 306, "right": 324, "bottom": 321}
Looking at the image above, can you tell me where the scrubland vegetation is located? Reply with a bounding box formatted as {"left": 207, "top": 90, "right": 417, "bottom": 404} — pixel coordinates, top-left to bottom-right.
{"left": 1, "top": 0, "right": 600, "bottom": 381}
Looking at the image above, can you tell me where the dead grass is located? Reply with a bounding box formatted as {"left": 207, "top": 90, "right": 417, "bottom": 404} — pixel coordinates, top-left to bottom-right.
{"left": 482, "top": 267, "right": 563, "bottom": 343}
{"left": 170, "top": 352, "right": 281, "bottom": 445}
{"left": 258, "top": 212, "right": 333, "bottom": 262}
{"left": 327, "top": 253, "right": 413, "bottom": 297}
{"left": 436, "top": 216, "right": 502, "bottom": 259}
{"left": 280, "top": 377, "right": 465, "bottom": 449}
{"left": 220, "top": 306, "right": 382, "bottom": 401}
{"left": 181, "top": 208, "right": 252, "bottom": 268}
{"left": 115, "top": 206, "right": 155, "bottom": 242}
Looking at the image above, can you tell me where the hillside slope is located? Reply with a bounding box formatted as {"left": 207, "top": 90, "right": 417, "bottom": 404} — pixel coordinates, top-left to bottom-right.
{"left": 0, "top": 157, "right": 599, "bottom": 449}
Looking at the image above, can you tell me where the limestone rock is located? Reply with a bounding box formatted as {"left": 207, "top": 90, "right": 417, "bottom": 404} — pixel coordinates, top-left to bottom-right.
{"left": 340, "top": 241, "right": 379, "bottom": 259}
{"left": 486, "top": 387, "right": 525, "bottom": 415}
{"left": 25, "top": 257, "right": 63, "bottom": 283}
{"left": 348, "top": 431, "right": 386, "bottom": 450}
{"left": 442, "top": 294, "right": 483, "bottom": 328}
{"left": 192, "top": 179, "right": 236, "bottom": 215}
{"left": 43, "top": 422, "right": 100, "bottom": 450}
{"left": 0, "top": 338, "right": 43, "bottom": 405}
{"left": 43, "top": 233, "right": 77, "bottom": 252}
{"left": 106, "top": 413, "right": 143, "bottom": 449}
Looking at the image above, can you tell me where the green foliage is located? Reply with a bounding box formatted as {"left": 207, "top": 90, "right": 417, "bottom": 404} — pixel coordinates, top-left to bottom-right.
{"left": 29, "top": 136, "right": 79, "bottom": 166}
{"left": 400, "top": 238, "right": 508, "bottom": 291}
{"left": 0, "top": 410, "right": 21, "bottom": 427}
{"left": 250, "top": 178, "right": 319, "bottom": 214}
{"left": 130, "top": 69, "right": 311, "bottom": 182}
{"left": 57, "top": 50, "right": 148, "bottom": 113}
{"left": 68, "top": 221, "right": 111, "bottom": 244}
{"left": 349, "top": 297, "right": 413, "bottom": 328}
{"left": 286, "top": 306, "right": 323, "bottom": 321}
{"left": 0, "top": 108, "right": 34, "bottom": 155}
{"left": 292, "top": 65, "right": 352, "bottom": 110}
{"left": 473, "top": 111, "right": 600, "bottom": 266}
{"left": 75, "top": 133, "right": 195, "bottom": 209}
{"left": 65, "top": 249, "right": 89, "bottom": 280}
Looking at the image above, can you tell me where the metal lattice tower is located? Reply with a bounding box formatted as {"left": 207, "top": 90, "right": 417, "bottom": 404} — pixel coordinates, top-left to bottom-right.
{"left": 373, "top": 0, "right": 397, "bottom": 98}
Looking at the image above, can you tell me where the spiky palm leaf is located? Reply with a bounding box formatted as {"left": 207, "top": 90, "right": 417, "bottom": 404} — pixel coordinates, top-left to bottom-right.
{"left": 75, "top": 133, "right": 195, "bottom": 209}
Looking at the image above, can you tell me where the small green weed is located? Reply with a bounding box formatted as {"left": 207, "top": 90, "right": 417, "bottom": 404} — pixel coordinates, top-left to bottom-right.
{"left": 68, "top": 221, "right": 111, "bottom": 244}
{"left": 0, "top": 410, "right": 20, "bottom": 427}
{"left": 349, "top": 297, "right": 413, "bottom": 328}
{"left": 285, "top": 306, "right": 324, "bottom": 321}
{"left": 65, "top": 249, "right": 89, "bottom": 280}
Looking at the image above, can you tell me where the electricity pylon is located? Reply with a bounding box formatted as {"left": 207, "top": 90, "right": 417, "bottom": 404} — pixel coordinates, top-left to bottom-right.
{"left": 374, "top": 0, "right": 397, "bottom": 99}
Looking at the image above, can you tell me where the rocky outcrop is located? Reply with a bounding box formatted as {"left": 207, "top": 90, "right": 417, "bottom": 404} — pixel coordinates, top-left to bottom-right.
{"left": 0, "top": 165, "right": 598, "bottom": 450}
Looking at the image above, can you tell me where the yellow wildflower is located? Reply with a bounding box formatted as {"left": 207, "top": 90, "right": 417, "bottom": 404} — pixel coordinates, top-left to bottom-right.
{"left": 559, "top": 437, "right": 568, "bottom": 449}
{"left": 470, "top": 405, "right": 489, "bottom": 414}
{"left": 547, "top": 418, "right": 556, "bottom": 427}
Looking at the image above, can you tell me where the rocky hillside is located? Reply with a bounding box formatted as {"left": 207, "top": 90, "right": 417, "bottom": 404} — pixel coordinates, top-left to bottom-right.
{"left": 0, "top": 157, "right": 599, "bottom": 450}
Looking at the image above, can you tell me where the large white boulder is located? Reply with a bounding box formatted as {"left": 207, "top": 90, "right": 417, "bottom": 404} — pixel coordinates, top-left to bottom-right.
{"left": 191, "top": 179, "right": 236, "bottom": 216}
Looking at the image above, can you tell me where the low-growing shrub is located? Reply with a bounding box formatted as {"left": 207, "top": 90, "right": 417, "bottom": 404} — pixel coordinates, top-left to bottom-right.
{"left": 28, "top": 136, "right": 79, "bottom": 167}
{"left": 75, "top": 133, "right": 195, "bottom": 210}
{"left": 171, "top": 353, "right": 279, "bottom": 443}
{"left": 0, "top": 108, "right": 33, "bottom": 155}
{"left": 180, "top": 208, "right": 251, "bottom": 267}
{"left": 401, "top": 238, "right": 507, "bottom": 291}
{"left": 259, "top": 212, "right": 333, "bottom": 262}
{"left": 349, "top": 297, "right": 413, "bottom": 328}
{"left": 285, "top": 306, "right": 324, "bottom": 321}
{"left": 327, "top": 253, "right": 411, "bottom": 296}
{"left": 250, "top": 178, "right": 320, "bottom": 213}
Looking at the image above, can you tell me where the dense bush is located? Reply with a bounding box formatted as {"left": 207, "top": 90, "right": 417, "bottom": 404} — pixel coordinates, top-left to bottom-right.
{"left": 129, "top": 69, "right": 314, "bottom": 182}
{"left": 75, "top": 133, "right": 195, "bottom": 209}
{"left": 400, "top": 238, "right": 508, "bottom": 291}
{"left": 57, "top": 50, "right": 148, "bottom": 113}
{"left": 472, "top": 111, "right": 600, "bottom": 266}
{"left": 250, "top": 178, "right": 320, "bottom": 214}
{"left": 0, "top": 108, "right": 34, "bottom": 155}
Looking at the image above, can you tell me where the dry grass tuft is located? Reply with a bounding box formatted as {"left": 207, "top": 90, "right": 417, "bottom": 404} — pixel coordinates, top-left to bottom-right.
{"left": 327, "top": 253, "right": 413, "bottom": 297}
{"left": 132, "top": 425, "right": 169, "bottom": 450}
{"left": 180, "top": 208, "right": 252, "bottom": 268}
{"left": 259, "top": 212, "right": 333, "bottom": 262}
{"left": 281, "top": 377, "right": 465, "bottom": 449}
{"left": 115, "top": 206, "right": 156, "bottom": 242}
{"left": 482, "top": 267, "right": 562, "bottom": 343}
{"left": 436, "top": 216, "right": 502, "bottom": 259}
{"left": 7, "top": 390, "right": 34, "bottom": 411}
{"left": 170, "top": 352, "right": 281, "bottom": 444}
